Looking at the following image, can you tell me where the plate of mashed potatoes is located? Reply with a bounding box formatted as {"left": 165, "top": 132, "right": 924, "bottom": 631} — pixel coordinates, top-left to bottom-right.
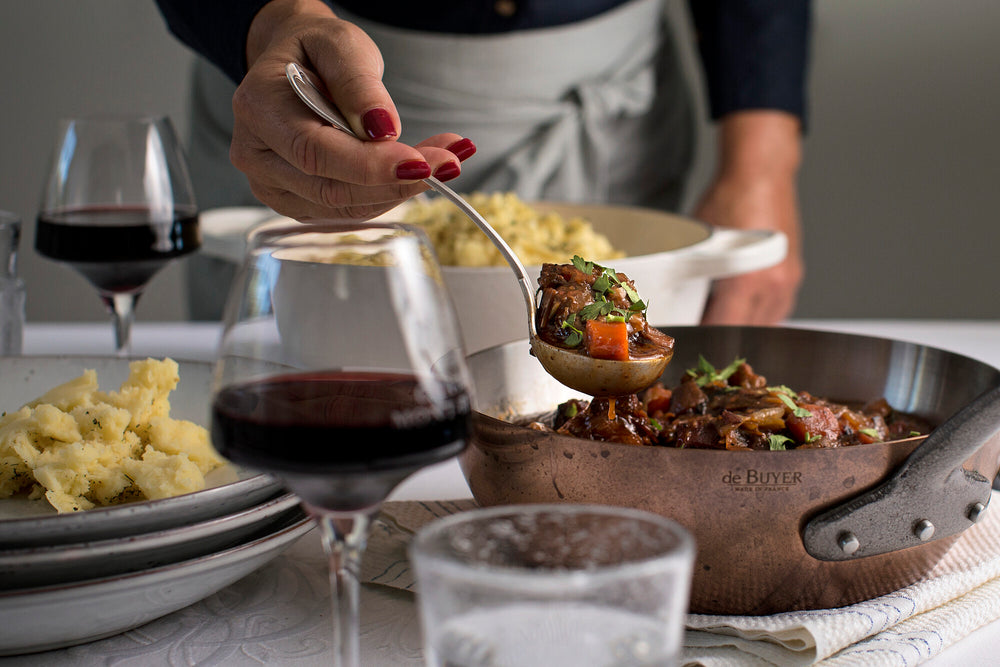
{"left": 0, "top": 356, "right": 284, "bottom": 548}
{"left": 0, "top": 505, "right": 311, "bottom": 655}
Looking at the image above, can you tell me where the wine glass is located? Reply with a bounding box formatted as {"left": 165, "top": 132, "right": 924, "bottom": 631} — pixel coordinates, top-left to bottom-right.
{"left": 35, "top": 115, "right": 199, "bottom": 353}
{"left": 210, "top": 221, "right": 474, "bottom": 667}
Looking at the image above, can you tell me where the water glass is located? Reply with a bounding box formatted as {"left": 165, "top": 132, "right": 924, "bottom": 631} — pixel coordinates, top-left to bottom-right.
{"left": 411, "top": 504, "right": 694, "bottom": 667}
{"left": 0, "top": 211, "right": 25, "bottom": 356}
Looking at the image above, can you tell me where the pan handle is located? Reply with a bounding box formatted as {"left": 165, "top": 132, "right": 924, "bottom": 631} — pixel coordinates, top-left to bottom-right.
{"left": 802, "top": 384, "right": 1000, "bottom": 561}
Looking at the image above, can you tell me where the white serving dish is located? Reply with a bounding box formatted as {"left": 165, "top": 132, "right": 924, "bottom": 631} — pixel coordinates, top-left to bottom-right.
{"left": 0, "top": 356, "right": 284, "bottom": 548}
{"left": 0, "top": 493, "right": 301, "bottom": 589}
{"left": 200, "top": 202, "right": 786, "bottom": 352}
{"left": 0, "top": 510, "right": 313, "bottom": 656}
{"left": 432, "top": 201, "right": 786, "bottom": 351}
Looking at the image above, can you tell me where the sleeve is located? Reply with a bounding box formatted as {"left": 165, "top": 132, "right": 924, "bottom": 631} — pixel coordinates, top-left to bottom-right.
{"left": 153, "top": 0, "right": 274, "bottom": 83}
{"left": 687, "top": 0, "right": 812, "bottom": 126}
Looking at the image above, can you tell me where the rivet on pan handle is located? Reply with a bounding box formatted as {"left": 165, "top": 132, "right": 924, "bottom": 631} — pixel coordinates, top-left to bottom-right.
{"left": 802, "top": 384, "right": 1000, "bottom": 561}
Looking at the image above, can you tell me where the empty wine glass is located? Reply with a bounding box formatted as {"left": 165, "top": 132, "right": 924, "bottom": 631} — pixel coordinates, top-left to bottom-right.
{"left": 210, "top": 221, "right": 474, "bottom": 667}
{"left": 35, "top": 115, "right": 200, "bottom": 353}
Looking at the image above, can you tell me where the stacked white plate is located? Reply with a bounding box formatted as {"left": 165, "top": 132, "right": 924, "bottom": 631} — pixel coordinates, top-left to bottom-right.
{"left": 0, "top": 356, "right": 313, "bottom": 656}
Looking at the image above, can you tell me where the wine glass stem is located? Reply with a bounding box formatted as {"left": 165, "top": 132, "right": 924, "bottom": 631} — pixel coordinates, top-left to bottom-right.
{"left": 102, "top": 292, "right": 139, "bottom": 356}
{"left": 317, "top": 510, "right": 374, "bottom": 667}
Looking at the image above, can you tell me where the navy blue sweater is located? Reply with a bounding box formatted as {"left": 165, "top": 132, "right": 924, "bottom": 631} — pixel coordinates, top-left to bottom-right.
{"left": 154, "top": 0, "right": 811, "bottom": 123}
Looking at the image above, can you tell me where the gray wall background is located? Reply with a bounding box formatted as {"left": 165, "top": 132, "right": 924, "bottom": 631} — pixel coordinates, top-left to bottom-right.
{"left": 2, "top": 1, "right": 998, "bottom": 324}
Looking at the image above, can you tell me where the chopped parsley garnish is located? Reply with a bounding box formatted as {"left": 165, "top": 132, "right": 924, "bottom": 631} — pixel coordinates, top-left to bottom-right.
{"left": 578, "top": 300, "right": 615, "bottom": 321}
{"left": 859, "top": 428, "right": 881, "bottom": 440}
{"left": 592, "top": 273, "right": 611, "bottom": 293}
{"left": 685, "top": 355, "right": 746, "bottom": 387}
{"left": 561, "top": 314, "right": 584, "bottom": 347}
{"left": 558, "top": 255, "right": 649, "bottom": 347}
{"left": 571, "top": 255, "right": 595, "bottom": 275}
{"left": 775, "top": 391, "right": 812, "bottom": 418}
{"left": 766, "top": 385, "right": 799, "bottom": 399}
{"left": 769, "top": 434, "right": 793, "bottom": 451}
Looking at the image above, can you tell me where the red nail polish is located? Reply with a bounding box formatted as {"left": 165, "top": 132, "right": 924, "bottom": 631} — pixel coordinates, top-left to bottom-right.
{"left": 447, "top": 137, "right": 477, "bottom": 162}
{"left": 396, "top": 160, "right": 431, "bottom": 180}
{"left": 434, "top": 161, "right": 461, "bottom": 182}
{"left": 362, "top": 109, "right": 397, "bottom": 139}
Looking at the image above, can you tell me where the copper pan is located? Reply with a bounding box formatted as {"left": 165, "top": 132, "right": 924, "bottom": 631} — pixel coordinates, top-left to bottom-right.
{"left": 461, "top": 326, "right": 1000, "bottom": 614}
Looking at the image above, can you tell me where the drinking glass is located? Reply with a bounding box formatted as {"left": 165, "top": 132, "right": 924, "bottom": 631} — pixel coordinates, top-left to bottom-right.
{"left": 35, "top": 115, "right": 199, "bottom": 353}
{"left": 411, "top": 504, "right": 695, "bottom": 667}
{"left": 0, "top": 211, "right": 25, "bottom": 355}
{"left": 210, "top": 221, "right": 474, "bottom": 667}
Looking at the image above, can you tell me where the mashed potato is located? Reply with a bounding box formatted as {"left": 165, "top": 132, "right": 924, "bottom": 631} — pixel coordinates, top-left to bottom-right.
{"left": 402, "top": 191, "right": 625, "bottom": 267}
{"left": 0, "top": 358, "right": 224, "bottom": 513}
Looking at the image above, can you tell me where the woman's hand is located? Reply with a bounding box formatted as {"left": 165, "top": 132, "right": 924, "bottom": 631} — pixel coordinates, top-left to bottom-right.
{"left": 230, "top": 0, "right": 476, "bottom": 220}
{"left": 695, "top": 111, "right": 804, "bottom": 325}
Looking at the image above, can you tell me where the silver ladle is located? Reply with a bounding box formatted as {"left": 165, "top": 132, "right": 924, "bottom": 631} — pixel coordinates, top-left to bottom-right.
{"left": 285, "top": 62, "right": 670, "bottom": 396}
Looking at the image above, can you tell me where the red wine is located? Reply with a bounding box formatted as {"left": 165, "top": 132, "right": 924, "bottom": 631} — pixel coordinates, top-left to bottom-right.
{"left": 35, "top": 207, "right": 200, "bottom": 294}
{"left": 211, "top": 371, "right": 471, "bottom": 475}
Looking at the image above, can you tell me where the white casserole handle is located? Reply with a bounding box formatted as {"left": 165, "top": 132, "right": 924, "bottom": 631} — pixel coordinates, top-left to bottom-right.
{"left": 667, "top": 228, "right": 788, "bottom": 279}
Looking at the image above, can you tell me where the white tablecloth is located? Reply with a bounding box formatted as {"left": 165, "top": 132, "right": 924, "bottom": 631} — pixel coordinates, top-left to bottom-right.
{"left": 10, "top": 319, "right": 1000, "bottom": 665}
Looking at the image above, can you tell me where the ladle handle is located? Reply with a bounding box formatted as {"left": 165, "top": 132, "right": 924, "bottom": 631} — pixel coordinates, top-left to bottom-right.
{"left": 802, "top": 384, "right": 1000, "bottom": 560}
{"left": 285, "top": 63, "right": 538, "bottom": 335}
{"left": 423, "top": 176, "right": 539, "bottom": 334}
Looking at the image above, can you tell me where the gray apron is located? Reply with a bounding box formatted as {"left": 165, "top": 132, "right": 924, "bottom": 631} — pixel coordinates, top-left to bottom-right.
{"left": 184, "top": 0, "right": 694, "bottom": 318}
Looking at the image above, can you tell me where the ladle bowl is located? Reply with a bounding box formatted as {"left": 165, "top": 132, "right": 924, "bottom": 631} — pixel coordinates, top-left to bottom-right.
{"left": 286, "top": 62, "right": 672, "bottom": 396}
{"left": 529, "top": 338, "right": 673, "bottom": 396}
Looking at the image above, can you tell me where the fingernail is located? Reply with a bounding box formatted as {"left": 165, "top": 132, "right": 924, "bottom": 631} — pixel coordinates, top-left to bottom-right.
{"left": 396, "top": 160, "right": 431, "bottom": 180}
{"left": 362, "top": 109, "right": 396, "bottom": 139}
{"left": 447, "top": 137, "right": 477, "bottom": 161}
{"left": 433, "top": 161, "right": 461, "bottom": 182}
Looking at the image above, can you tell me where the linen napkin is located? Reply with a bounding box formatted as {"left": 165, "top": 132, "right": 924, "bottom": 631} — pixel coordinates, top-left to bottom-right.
{"left": 363, "top": 492, "right": 1000, "bottom": 666}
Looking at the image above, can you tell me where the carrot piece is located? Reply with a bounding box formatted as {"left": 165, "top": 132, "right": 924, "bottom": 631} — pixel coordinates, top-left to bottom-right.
{"left": 585, "top": 319, "right": 629, "bottom": 361}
